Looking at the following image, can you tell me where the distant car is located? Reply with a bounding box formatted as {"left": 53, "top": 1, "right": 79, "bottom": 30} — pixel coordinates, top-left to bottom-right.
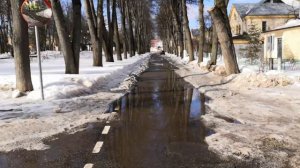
{"left": 160, "top": 50, "right": 165, "bottom": 55}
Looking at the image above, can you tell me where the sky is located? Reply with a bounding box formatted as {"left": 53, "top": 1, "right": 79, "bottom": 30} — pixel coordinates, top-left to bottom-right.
{"left": 187, "top": 0, "right": 261, "bottom": 29}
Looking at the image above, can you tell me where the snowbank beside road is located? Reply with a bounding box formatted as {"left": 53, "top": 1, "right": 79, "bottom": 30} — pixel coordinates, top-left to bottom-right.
{"left": 0, "top": 51, "right": 151, "bottom": 152}
{"left": 0, "top": 51, "right": 149, "bottom": 100}
{"left": 163, "top": 53, "right": 300, "bottom": 168}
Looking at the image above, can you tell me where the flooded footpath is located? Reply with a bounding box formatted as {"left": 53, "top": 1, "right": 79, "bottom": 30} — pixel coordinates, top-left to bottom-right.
{"left": 0, "top": 54, "right": 257, "bottom": 168}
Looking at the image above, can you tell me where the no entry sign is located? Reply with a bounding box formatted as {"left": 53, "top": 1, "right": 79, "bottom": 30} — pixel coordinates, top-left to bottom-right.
{"left": 21, "top": 0, "right": 52, "bottom": 27}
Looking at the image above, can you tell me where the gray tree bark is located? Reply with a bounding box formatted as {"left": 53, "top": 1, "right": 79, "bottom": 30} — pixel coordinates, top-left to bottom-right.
{"left": 50, "top": 0, "right": 79, "bottom": 74}
{"left": 170, "top": 1, "right": 184, "bottom": 58}
{"left": 105, "top": 0, "right": 115, "bottom": 62}
{"left": 126, "top": 0, "right": 135, "bottom": 57}
{"left": 198, "top": 0, "right": 205, "bottom": 63}
{"left": 10, "top": 0, "right": 33, "bottom": 92}
{"left": 181, "top": 0, "right": 194, "bottom": 61}
{"left": 72, "top": 0, "right": 82, "bottom": 70}
{"left": 120, "top": 0, "right": 128, "bottom": 59}
{"left": 112, "top": 0, "right": 122, "bottom": 60}
{"left": 210, "top": 25, "right": 218, "bottom": 65}
{"left": 209, "top": 0, "right": 240, "bottom": 74}
{"left": 83, "top": 0, "right": 103, "bottom": 66}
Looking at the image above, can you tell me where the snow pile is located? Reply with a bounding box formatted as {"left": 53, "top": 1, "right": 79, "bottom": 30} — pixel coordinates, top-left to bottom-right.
{"left": 111, "top": 58, "right": 150, "bottom": 91}
{"left": 231, "top": 73, "right": 294, "bottom": 88}
{"left": 213, "top": 65, "right": 227, "bottom": 76}
{"left": 38, "top": 50, "right": 62, "bottom": 60}
{"left": 0, "top": 51, "right": 150, "bottom": 100}
{"left": 165, "top": 53, "right": 189, "bottom": 65}
{"left": 0, "top": 53, "right": 11, "bottom": 59}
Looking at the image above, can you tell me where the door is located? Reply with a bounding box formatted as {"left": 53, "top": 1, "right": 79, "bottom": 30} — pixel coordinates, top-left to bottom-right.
{"left": 277, "top": 38, "right": 282, "bottom": 59}
{"left": 277, "top": 38, "right": 283, "bottom": 70}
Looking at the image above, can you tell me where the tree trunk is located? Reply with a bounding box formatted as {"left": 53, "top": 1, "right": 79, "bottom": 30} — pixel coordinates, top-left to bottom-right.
{"left": 96, "top": 0, "right": 104, "bottom": 61}
{"left": 10, "top": 0, "right": 33, "bottom": 92}
{"left": 209, "top": 3, "right": 240, "bottom": 74}
{"left": 198, "top": 0, "right": 205, "bottom": 63}
{"left": 106, "top": 0, "right": 114, "bottom": 62}
{"left": 120, "top": 0, "right": 128, "bottom": 59}
{"left": 210, "top": 25, "right": 218, "bottom": 65}
{"left": 88, "top": 0, "right": 97, "bottom": 27}
{"left": 126, "top": 0, "right": 135, "bottom": 57}
{"left": 7, "top": 0, "right": 14, "bottom": 57}
{"left": 100, "top": 15, "right": 114, "bottom": 62}
{"left": 181, "top": 0, "right": 194, "bottom": 61}
{"left": 72, "top": 0, "right": 82, "bottom": 71}
{"left": 50, "top": 0, "right": 78, "bottom": 74}
{"left": 170, "top": 2, "right": 184, "bottom": 58}
{"left": 112, "top": 0, "right": 122, "bottom": 60}
{"left": 210, "top": 0, "right": 229, "bottom": 66}
{"left": 83, "top": 0, "right": 103, "bottom": 66}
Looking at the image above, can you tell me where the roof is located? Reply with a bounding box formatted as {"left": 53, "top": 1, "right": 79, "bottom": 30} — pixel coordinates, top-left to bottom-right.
{"left": 233, "top": 3, "right": 256, "bottom": 18}
{"left": 233, "top": 0, "right": 298, "bottom": 18}
{"left": 247, "top": 3, "right": 297, "bottom": 16}
{"left": 264, "top": 19, "right": 300, "bottom": 32}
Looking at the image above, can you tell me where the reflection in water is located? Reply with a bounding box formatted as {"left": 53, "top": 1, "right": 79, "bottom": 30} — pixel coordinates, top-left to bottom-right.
{"left": 99, "top": 56, "right": 209, "bottom": 168}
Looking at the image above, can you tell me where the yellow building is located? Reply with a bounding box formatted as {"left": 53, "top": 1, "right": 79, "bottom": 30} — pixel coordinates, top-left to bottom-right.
{"left": 263, "top": 19, "right": 300, "bottom": 64}
{"left": 229, "top": 0, "right": 298, "bottom": 36}
{"left": 229, "top": 0, "right": 299, "bottom": 60}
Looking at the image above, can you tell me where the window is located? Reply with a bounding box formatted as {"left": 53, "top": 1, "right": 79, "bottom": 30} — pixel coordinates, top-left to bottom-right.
{"left": 262, "top": 21, "right": 267, "bottom": 32}
{"left": 267, "top": 36, "right": 274, "bottom": 51}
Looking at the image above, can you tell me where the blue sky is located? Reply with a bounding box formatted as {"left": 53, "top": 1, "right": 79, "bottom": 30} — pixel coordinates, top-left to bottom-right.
{"left": 188, "top": 0, "right": 261, "bottom": 29}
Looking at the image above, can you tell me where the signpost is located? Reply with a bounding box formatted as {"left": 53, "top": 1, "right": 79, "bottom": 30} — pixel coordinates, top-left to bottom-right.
{"left": 21, "top": 0, "right": 53, "bottom": 100}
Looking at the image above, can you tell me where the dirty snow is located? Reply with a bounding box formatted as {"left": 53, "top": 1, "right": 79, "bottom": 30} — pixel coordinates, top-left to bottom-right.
{"left": 163, "top": 53, "right": 300, "bottom": 168}
{"left": 0, "top": 51, "right": 151, "bottom": 152}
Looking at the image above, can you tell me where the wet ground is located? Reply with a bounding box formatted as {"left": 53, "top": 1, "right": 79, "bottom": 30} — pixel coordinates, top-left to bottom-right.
{"left": 0, "top": 54, "right": 257, "bottom": 168}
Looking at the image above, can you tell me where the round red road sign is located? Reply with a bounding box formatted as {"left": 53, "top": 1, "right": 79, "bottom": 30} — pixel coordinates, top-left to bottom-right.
{"left": 21, "top": 0, "right": 53, "bottom": 27}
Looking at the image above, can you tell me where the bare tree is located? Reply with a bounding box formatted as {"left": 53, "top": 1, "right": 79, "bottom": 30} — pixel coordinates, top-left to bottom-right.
{"left": 170, "top": 0, "right": 184, "bottom": 58}
{"left": 10, "top": 0, "right": 33, "bottom": 92}
{"left": 125, "top": 0, "right": 135, "bottom": 56}
{"left": 72, "top": 0, "right": 82, "bottom": 71}
{"left": 198, "top": 0, "right": 204, "bottom": 63}
{"left": 112, "top": 0, "right": 122, "bottom": 60}
{"left": 182, "top": 0, "right": 194, "bottom": 61}
{"left": 120, "top": 0, "right": 128, "bottom": 59}
{"left": 209, "top": 0, "right": 240, "bottom": 74}
{"left": 50, "top": 0, "right": 82, "bottom": 74}
{"left": 83, "top": 0, "right": 103, "bottom": 66}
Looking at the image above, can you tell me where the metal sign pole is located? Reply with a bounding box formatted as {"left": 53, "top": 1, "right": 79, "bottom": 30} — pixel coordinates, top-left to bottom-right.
{"left": 35, "top": 26, "right": 45, "bottom": 100}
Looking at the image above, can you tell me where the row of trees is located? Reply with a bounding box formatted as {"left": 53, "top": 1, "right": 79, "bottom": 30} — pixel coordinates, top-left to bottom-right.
{"left": 156, "top": 0, "right": 195, "bottom": 62}
{"left": 4, "top": 0, "right": 154, "bottom": 92}
{"left": 0, "top": 0, "right": 12, "bottom": 54}
{"left": 157, "top": 0, "right": 240, "bottom": 75}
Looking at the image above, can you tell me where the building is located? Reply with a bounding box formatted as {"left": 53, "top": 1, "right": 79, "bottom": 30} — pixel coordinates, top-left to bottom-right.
{"left": 229, "top": 0, "right": 298, "bottom": 36}
{"left": 229, "top": 0, "right": 299, "bottom": 60}
{"left": 262, "top": 19, "right": 300, "bottom": 69}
